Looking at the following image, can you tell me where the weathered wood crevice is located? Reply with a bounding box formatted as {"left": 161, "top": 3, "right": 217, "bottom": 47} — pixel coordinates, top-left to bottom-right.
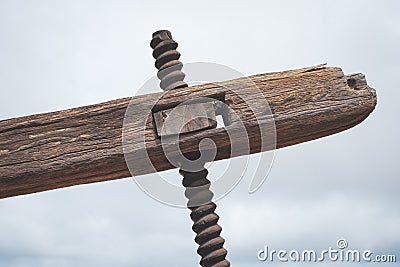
{"left": 0, "top": 65, "right": 376, "bottom": 199}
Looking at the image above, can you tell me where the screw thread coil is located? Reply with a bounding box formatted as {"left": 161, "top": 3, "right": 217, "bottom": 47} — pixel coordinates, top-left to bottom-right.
{"left": 180, "top": 167, "right": 230, "bottom": 267}
{"left": 150, "top": 30, "right": 188, "bottom": 91}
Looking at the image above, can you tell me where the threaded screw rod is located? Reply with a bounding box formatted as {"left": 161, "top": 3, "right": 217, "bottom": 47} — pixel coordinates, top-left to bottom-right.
{"left": 180, "top": 159, "right": 230, "bottom": 267}
{"left": 150, "top": 30, "right": 188, "bottom": 91}
{"left": 150, "top": 30, "right": 230, "bottom": 267}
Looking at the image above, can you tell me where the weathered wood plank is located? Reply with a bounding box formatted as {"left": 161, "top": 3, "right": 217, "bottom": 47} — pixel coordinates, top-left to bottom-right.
{"left": 0, "top": 65, "right": 377, "bottom": 199}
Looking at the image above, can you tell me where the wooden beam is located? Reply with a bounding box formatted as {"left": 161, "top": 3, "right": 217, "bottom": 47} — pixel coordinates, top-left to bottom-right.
{"left": 0, "top": 65, "right": 376, "bottom": 199}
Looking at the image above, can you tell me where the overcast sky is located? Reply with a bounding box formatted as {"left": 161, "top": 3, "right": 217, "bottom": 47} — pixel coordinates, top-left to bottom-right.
{"left": 0, "top": 0, "right": 399, "bottom": 266}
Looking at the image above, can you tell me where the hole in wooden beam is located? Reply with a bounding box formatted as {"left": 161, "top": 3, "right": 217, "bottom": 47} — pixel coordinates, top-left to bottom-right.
{"left": 215, "top": 115, "right": 225, "bottom": 129}
{"left": 347, "top": 78, "right": 357, "bottom": 88}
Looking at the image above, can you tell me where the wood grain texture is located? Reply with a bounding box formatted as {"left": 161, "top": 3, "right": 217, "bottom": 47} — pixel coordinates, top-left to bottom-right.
{"left": 0, "top": 65, "right": 377, "bottom": 199}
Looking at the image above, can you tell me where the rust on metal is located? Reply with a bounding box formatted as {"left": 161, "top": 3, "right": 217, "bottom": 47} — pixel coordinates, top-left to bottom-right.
{"left": 151, "top": 30, "right": 231, "bottom": 266}
{"left": 150, "top": 30, "right": 188, "bottom": 91}
{"left": 153, "top": 102, "right": 217, "bottom": 137}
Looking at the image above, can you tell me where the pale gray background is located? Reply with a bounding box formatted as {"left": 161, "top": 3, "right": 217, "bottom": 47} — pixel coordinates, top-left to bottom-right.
{"left": 0, "top": 0, "right": 399, "bottom": 266}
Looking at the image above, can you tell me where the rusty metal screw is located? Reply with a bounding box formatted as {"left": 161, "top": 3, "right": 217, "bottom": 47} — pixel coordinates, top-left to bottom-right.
{"left": 150, "top": 30, "right": 188, "bottom": 91}
{"left": 150, "top": 30, "right": 231, "bottom": 267}
{"left": 180, "top": 155, "right": 230, "bottom": 267}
